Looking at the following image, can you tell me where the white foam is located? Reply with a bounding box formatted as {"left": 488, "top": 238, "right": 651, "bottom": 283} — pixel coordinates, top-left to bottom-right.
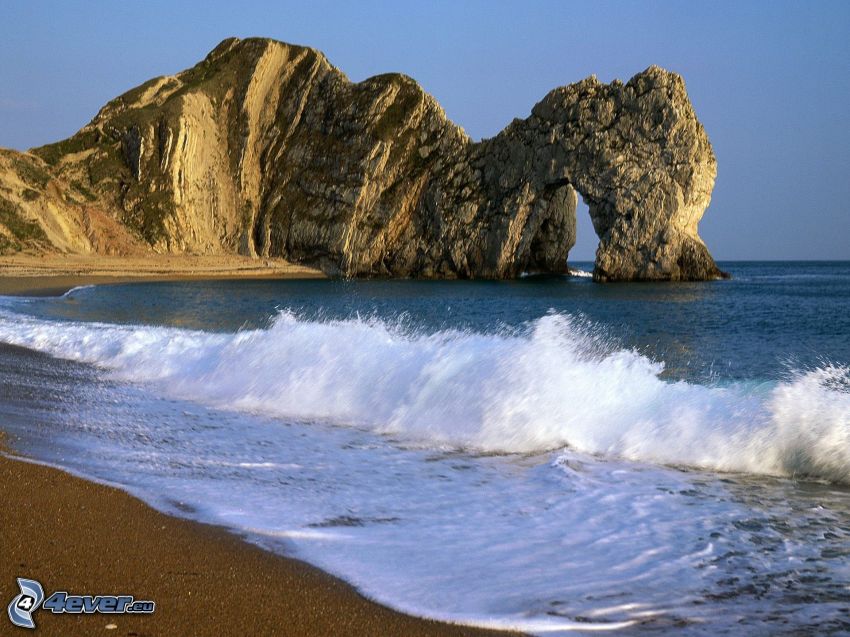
{"left": 0, "top": 309, "right": 847, "bottom": 483}
{"left": 2, "top": 306, "right": 848, "bottom": 634}
{"left": 61, "top": 284, "right": 96, "bottom": 297}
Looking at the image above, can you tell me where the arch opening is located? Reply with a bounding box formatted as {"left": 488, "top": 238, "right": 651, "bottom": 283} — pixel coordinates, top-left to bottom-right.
{"left": 569, "top": 197, "right": 598, "bottom": 267}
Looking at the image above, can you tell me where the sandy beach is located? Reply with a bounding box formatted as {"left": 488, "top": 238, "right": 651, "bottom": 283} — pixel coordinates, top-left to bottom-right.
{"left": 0, "top": 444, "right": 514, "bottom": 636}
{"left": 0, "top": 254, "right": 325, "bottom": 296}
{"left": 0, "top": 268, "right": 517, "bottom": 637}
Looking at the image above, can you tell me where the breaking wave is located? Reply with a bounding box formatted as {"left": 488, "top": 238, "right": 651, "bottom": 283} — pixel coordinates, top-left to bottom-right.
{"left": 0, "top": 309, "right": 847, "bottom": 483}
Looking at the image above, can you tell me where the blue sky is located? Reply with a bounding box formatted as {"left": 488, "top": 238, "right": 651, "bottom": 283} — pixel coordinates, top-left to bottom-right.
{"left": 1, "top": 1, "right": 848, "bottom": 259}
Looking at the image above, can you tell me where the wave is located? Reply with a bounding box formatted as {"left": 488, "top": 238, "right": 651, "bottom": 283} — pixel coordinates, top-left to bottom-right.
{"left": 61, "top": 284, "right": 96, "bottom": 297}
{"left": 0, "top": 310, "right": 847, "bottom": 483}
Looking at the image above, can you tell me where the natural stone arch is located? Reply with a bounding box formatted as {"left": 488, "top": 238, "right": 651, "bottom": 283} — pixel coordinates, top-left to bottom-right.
{"left": 339, "top": 62, "right": 725, "bottom": 281}
{"left": 478, "top": 66, "right": 725, "bottom": 281}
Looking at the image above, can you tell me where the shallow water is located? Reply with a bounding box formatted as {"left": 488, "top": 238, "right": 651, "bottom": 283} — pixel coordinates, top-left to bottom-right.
{"left": 0, "top": 261, "right": 848, "bottom": 634}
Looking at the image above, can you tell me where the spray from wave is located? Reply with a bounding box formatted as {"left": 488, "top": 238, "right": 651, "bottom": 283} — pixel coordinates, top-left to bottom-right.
{"left": 61, "top": 284, "right": 96, "bottom": 297}
{"left": 0, "top": 309, "right": 847, "bottom": 483}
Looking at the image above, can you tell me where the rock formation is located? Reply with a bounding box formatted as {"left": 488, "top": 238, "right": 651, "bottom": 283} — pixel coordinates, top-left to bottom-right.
{"left": 0, "top": 37, "right": 726, "bottom": 281}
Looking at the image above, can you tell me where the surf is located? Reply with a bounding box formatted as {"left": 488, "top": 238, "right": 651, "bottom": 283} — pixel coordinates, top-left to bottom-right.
{"left": 0, "top": 308, "right": 847, "bottom": 483}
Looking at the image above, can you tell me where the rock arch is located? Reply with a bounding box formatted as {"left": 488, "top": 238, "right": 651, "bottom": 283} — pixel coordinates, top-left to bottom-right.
{"left": 480, "top": 66, "right": 726, "bottom": 281}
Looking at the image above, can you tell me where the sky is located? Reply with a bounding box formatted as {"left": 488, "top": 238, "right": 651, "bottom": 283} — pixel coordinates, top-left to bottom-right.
{"left": 1, "top": 1, "right": 848, "bottom": 260}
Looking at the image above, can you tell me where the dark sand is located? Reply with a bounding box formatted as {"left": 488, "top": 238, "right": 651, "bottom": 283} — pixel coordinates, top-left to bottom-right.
{"left": 0, "top": 449, "right": 516, "bottom": 636}
{"left": 0, "top": 270, "right": 519, "bottom": 636}
{"left": 0, "top": 254, "right": 325, "bottom": 296}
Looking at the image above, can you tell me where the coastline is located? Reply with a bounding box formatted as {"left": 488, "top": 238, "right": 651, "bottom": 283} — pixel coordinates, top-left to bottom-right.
{"left": 0, "top": 254, "right": 325, "bottom": 296}
{"left": 0, "top": 269, "right": 518, "bottom": 636}
{"left": 0, "top": 440, "right": 516, "bottom": 637}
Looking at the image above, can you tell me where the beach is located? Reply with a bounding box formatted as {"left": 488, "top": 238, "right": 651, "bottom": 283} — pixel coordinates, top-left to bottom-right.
{"left": 0, "top": 440, "right": 512, "bottom": 637}
{"left": 0, "top": 254, "right": 325, "bottom": 296}
{"left": 0, "top": 266, "right": 513, "bottom": 637}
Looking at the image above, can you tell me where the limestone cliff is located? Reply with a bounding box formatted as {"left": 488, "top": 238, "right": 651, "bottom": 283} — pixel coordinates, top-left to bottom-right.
{"left": 0, "top": 37, "right": 726, "bottom": 281}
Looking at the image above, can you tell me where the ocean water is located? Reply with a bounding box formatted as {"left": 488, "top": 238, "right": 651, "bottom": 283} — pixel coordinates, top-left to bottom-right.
{"left": 0, "top": 261, "right": 848, "bottom": 634}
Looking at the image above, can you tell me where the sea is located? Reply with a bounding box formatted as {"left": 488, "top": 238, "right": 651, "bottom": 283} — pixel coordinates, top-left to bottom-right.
{"left": 0, "top": 261, "right": 848, "bottom": 635}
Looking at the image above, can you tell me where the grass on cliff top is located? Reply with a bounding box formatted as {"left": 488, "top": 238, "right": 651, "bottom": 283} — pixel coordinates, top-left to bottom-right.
{"left": 31, "top": 130, "right": 100, "bottom": 167}
{"left": 9, "top": 155, "right": 51, "bottom": 188}
{"left": 114, "top": 76, "right": 179, "bottom": 110}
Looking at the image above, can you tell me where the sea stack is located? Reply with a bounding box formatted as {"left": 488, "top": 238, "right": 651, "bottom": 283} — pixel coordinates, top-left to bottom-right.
{"left": 0, "top": 37, "right": 724, "bottom": 281}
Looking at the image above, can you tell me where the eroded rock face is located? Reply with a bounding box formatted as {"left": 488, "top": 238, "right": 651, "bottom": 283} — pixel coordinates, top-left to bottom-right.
{"left": 529, "top": 69, "right": 723, "bottom": 281}
{"left": 1, "top": 37, "right": 724, "bottom": 280}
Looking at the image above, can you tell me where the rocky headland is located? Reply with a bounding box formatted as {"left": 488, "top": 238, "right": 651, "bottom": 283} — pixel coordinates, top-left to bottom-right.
{"left": 0, "top": 37, "right": 725, "bottom": 281}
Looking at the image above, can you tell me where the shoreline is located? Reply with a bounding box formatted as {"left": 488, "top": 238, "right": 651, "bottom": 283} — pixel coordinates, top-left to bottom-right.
{"left": 0, "top": 253, "right": 326, "bottom": 296}
{"left": 0, "top": 263, "right": 519, "bottom": 636}
{"left": 0, "top": 439, "right": 517, "bottom": 636}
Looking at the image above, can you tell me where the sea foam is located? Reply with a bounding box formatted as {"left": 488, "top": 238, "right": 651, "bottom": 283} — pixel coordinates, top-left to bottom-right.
{"left": 0, "top": 309, "right": 847, "bottom": 483}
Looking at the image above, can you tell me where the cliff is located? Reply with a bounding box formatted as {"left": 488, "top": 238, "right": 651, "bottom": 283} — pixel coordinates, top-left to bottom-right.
{"left": 0, "top": 37, "right": 725, "bottom": 281}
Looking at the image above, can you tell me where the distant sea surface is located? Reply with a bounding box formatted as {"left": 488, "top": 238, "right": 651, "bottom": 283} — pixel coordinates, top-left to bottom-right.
{"left": 1, "top": 261, "right": 848, "bottom": 635}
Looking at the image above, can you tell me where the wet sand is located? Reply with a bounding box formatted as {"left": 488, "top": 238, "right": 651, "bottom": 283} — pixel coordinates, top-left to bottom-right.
{"left": 0, "top": 442, "right": 515, "bottom": 637}
{"left": 0, "top": 253, "right": 325, "bottom": 296}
